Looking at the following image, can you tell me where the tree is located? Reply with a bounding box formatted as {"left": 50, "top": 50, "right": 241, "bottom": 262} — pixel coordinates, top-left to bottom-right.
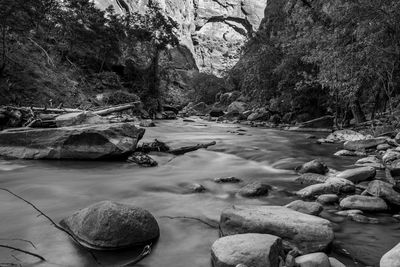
{"left": 123, "top": 3, "right": 179, "bottom": 115}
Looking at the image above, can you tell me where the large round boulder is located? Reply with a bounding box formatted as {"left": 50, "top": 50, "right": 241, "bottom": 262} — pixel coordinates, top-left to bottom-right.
{"left": 219, "top": 205, "right": 334, "bottom": 254}
{"left": 296, "top": 160, "right": 329, "bottom": 175}
{"left": 380, "top": 242, "right": 400, "bottom": 267}
{"left": 211, "top": 234, "right": 283, "bottom": 267}
{"left": 60, "top": 201, "right": 160, "bottom": 250}
{"left": 366, "top": 180, "right": 400, "bottom": 206}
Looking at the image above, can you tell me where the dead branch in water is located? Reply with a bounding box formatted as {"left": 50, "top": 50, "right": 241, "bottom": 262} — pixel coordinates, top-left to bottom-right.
{"left": 119, "top": 244, "right": 152, "bottom": 267}
{"left": 93, "top": 102, "right": 142, "bottom": 116}
{"left": 160, "top": 216, "right": 218, "bottom": 228}
{"left": 0, "top": 188, "right": 100, "bottom": 265}
{"left": 169, "top": 141, "right": 217, "bottom": 155}
{"left": 0, "top": 244, "right": 45, "bottom": 261}
{"left": 0, "top": 239, "right": 37, "bottom": 249}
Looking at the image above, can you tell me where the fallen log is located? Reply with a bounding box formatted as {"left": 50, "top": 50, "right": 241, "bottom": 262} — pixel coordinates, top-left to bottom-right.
{"left": 169, "top": 141, "right": 216, "bottom": 155}
{"left": 94, "top": 102, "right": 142, "bottom": 116}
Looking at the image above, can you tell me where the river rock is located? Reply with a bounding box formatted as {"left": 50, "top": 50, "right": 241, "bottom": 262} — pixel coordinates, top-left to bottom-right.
{"left": 55, "top": 111, "right": 108, "bottom": 127}
{"left": 188, "top": 183, "right": 206, "bottom": 193}
{"left": 127, "top": 152, "right": 158, "bottom": 167}
{"left": 381, "top": 242, "right": 400, "bottom": 267}
{"left": 219, "top": 205, "right": 334, "bottom": 254}
{"left": 295, "top": 252, "right": 330, "bottom": 267}
{"left": 285, "top": 200, "right": 323, "bottom": 215}
{"left": 238, "top": 182, "right": 271, "bottom": 197}
{"left": 227, "top": 101, "right": 248, "bottom": 115}
{"left": 349, "top": 214, "right": 380, "bottom": 224}
{"left": 211, "top": 234, "right": 283, "bottom": 267}
{"left": 0, "top": 123, "right": 145, "bottom": 160}
{"left": 247, "top": 110, "right": 270, "bottom": 121}
{"left": 317, "top": 194, "right": 339, "bottom": 204}
{"left": 326, "top": 130, "right": 366, "bottom": 142}
{"left": 339, "top": 195, "right": 388, "bottom": 212}
{"left": 334, "top": 166, "right": 376, "bottom": 183}
{"left": 139, "top": 119, "right": 155, "bottom": 127}
{"left": 377, "top": 143, "right": 391, "bottom": 151}
{"left": 382, "top": 149, "right": 400, "bottom": 164}
{"left": 335, "top": 209, "right": 363, "bottom": 216}
{"left": 60, "top": 201, "right": 159, "bottom": 249}
{"left": 295, "top": 173, "right": 328, "bottom": 185}
{"left": 366, "top": 180, "right": 400, "bottom": 206}
{"left": 355, "top": 156, "right": 384, "bottom": 169}
{"left": 214, "top": 176, "right": 242, "bottom": 183}
{"left": 334, "top": 150, "right": 367, "bottom": 157}
{"left": 296, "top": 160, "right": 329, "bottom": 175}
{"left": 329, "top": 257, "right": 346, "bottom": 267}
{"left": 296, "top": 178, "right": 355, "bottom": 198}
{"left": 344, "top": 138, "right": 387, "bottom": 151}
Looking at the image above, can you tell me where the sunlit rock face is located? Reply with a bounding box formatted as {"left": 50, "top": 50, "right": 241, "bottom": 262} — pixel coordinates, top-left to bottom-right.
{"left": 94, "top": 0, "right": 267, "bottom": 77}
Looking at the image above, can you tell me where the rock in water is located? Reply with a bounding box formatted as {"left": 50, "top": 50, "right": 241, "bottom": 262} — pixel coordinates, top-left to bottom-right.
{"left": 214, "top": 176, "right": 242, "bottom": 183}
{"left": 326, "top": 130, "right": 366, "bottom": 142}
{"left": 238, "top": 182, "right": 271, "bottom": 197}
{"left": 295, "top": 173, "right": 328, "bottom": 185}
{"left": 127, "top": 152, "right": 158, "bottom": 167}
{"left": 219, "top": 206, "right": 334, "bottom": 254}
{"left": 295, "top": 253, "right": 330, "bottom": 267}
{"left": 317, "top": 194, "right": 339, "bottom": 204}
{"left": 296, "top": 160, "right": 329, "bottom": 175}
{"left": 211, "top": 234, "right": 283, "bottom": 267}
{"left": 296, "top": 178, "right": 355, "bottom": 198}
{"left": 355, "top": 156, "right": 384, "bottom": 169}
{"left": 60, "top": 201, "right": 159, "bottom": 250}
{"left": 343, "top": 138, "right": 387, "bottom": 151}
{"left": 380, "top": 242, "right": 400, "bottom": 267}
{"left": 334, "top": 167, "right": 376, "bottom": 183}
{"left": 366, "top": 180, "right": 400, "bottom": 206}
{"left": 0, "top": 123, "right": 145, "bottom": 160}
{"left": 285, "top": 200, "right": 323, "bottom": 215}
{"left": 339, "top": 195, "right": 388, "bottom": 212}
{"left": 329, "top": 257, "right": 346, "bottom": 267}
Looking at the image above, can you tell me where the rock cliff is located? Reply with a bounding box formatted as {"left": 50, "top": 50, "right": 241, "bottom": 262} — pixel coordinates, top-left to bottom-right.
{"left": 94, "top": 0, "right": 267, "bottom": 78}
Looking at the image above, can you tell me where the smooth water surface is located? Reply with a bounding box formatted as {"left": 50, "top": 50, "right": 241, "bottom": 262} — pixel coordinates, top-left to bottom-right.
{"left": 0, "top": 119, "right": 398, "bottom": 267}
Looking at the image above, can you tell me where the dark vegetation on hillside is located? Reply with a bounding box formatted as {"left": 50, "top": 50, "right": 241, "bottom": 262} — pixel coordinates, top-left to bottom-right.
{"left": 231, "top": 0, "right": 400, "bottom": 126}
{"left": 0, "top": 0, "right": 177, "bottom": 115}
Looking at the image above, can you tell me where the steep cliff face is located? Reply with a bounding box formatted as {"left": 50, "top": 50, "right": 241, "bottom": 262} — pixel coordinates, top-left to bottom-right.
{"left": 94, "top": 0, "right": 267, "bottom": 77}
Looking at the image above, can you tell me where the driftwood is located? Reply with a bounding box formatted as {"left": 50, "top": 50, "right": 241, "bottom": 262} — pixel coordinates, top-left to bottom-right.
{"left": 93, "top": 102, "right": 142, "bottom": 116}
{"left": 0, "top": 244, "right": 45, "bottom": 262}
{"left": 169, "top": 141, "right": 216, "bottom": 155}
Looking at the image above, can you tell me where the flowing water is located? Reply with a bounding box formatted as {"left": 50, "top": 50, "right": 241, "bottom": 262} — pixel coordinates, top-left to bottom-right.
{"left": 0, "top": 119, "right": 399, "bottom": 267}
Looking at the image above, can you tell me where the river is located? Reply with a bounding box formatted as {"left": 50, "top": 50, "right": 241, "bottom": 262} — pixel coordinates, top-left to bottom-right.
{"left": 0, "top": 119, "right": 398, "bottom": 267}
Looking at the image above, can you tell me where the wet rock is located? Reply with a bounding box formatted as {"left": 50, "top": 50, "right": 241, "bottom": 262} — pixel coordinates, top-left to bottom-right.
{"left": 377, "top": 143, "right": 391, "bottom": 151}
{"left": 380, "top": 242, "right": 400, "bottom": 267}
{"left": 296, "top": 160, "right": 329, "bottom": 175}
{"left": 220, "top": 205, "right": 334, "bottom": 254}
{"left": 127, "top": 152, "right": 158, "bottom": 167}
{"left": 349, "top": 214, "right": 380, "bottom": 224}
{"left": 138, "top": 139, "right": 170, "bottom": 153}
{"left": 188, "top": 183, "right": 206, "bottom": 193}
{"left": 382, "top": 149, "right": 400, "bottom": 164}
{"left": 209, "top": 108, "right": 225, "bottom": 117}
{"left": 334, "top": 150, "right": 367, "bottom": 157}
{"left": 214, "top": 176, "right": 242, "bottom": 183}
{"left": 247, "top": 109, "right": 270, "bottom": 122}
{"left": 295, "top": 173, "right": 328, "bottom": 185}
{"left": 340, "top": 195, "right": 388, "bottom": 212}
{"left": 60, "top": 201, "right": 159, "bottom": 249}
{"left": 344, "top": 137, "right": 387, "bottom": 151}
{"left": 55, "top": 111, "right": 108, "bottom": 127}
{"left": 285, "top": 200, "right": 323, "bottom": 215}
{"left": 0, "top": 123, "right": 145, "bottom": 160}
{"left": 139, "top": 119, "right": 155, "bottom": 127}
{"left": 227, "top": 101, "right": 248, "bottom": 115}
{"left": 395, "top": 133, "right": 400, "bottom": 143}
{"left": 316, "top": 194, "right": 339, "bottom": 204}
{"left": 295, "top": 252, "right": 330, "bottom": 267}
{"left": 296, "top": 178, "right": 355, "bottom": 198}
{"left": 326, "top": 130, "right": 366, "bottom": 142}
{"left": 366, "top": 180, "right": 400, "bottom": 206}
{"left": 329, "top": 257, "right": 346, "bottom": 267}
{"left": 334, "top": 166, "right": 376, "bottom": 183}
{"left": 239, "top": 182, "right": 271, "bottom": 197}
{"left": 211, "top": 233, "right": 283, "bottom": 267}
{"left": 335, "top": 209, "right": 363, "bottom": 216}
{"left": 355, "top": 156, "right": 384, "bottom": 169}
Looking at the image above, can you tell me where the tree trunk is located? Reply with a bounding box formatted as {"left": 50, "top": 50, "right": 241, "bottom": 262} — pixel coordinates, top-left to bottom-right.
{"left": 152, "top": 49, "right": 162, "bottom": 112}
{"left": 351, "top": 99, "right": 366, "bottom": 124}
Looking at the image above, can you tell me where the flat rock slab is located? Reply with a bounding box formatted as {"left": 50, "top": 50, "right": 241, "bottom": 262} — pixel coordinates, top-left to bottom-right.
{"left": 60, "top": 201, "right": 159, "bottom": 250}
{"left": 326, "top": 130, "right": 367, "bottom": 142}
{"left": 219, "top": 206, "right": 334, "bottom": 254}
{"left": 296, "top": 178, "right": 355, "bottom": 198}
{"left": 335, "top": 167, "right": 376, "bottom": 183}
{"left": 340, "top": 195, "right": 388, "bottom": 212}
{"left": 0, "top": 123, "right": 144, "bottom": 160}
{"left": 381, "top": 242, "right": 400, "bottom": 267}
{"left": 211, "top": 234, "right": 283, "bottom": 267}
{"left": 344, "top": 138, "right": 387, "bottom": 151}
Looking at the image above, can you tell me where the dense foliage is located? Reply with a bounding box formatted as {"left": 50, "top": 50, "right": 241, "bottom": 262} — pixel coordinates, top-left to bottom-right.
{"left": 0, "top": 0, "right": 178, "bottom": 111}
{"left": 232, "top": 0, "right": 400, "bottom": 125}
